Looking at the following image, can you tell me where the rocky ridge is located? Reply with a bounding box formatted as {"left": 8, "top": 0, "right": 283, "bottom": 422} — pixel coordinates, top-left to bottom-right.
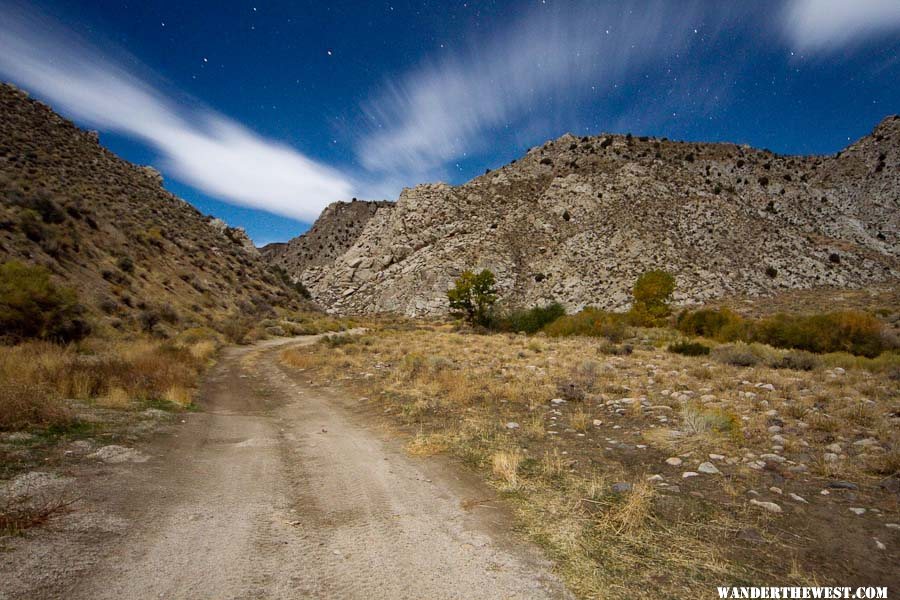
{"left": 277, "top": 118, "right": 899, "bottom": 315}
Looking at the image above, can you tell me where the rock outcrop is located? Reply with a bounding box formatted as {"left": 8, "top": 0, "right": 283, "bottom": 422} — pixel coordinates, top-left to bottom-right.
{"left": 275, "top": 119, "right": 900, "bottom": 316}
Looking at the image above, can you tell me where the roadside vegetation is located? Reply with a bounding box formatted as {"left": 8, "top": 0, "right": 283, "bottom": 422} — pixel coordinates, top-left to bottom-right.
{"left": 281, "top": 322, "right": 899, "bottom": 598}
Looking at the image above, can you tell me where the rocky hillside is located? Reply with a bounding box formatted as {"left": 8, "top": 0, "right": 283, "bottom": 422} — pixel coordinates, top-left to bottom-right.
{"left": 0, "top": 83, "right": 310, "bottom": 335}
{"left": 275, "top": 117, "right": 900, "bottom": 316}
{"left": 262, "top": 199, "right": 391, "bottom": 275}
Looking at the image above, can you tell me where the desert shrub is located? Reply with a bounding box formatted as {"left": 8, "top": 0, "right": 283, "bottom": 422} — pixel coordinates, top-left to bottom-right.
{"left": 318, "top": 334, "right": 363, "bottom": 348}
{"left": 269, "top": 265, "right": 311, "bottom": 299}
{"left": 681, "top": 403, "right": 741, "bottom": 438}
{"left": 677, "top": 308, "right": 888, "bottom": 358}
{"left": 0, "top": 261, "right": 90, "bottom": 344}
{"left": 598, "top": 342, "right": 633, "bottom": 356}
{"left": 542, "top": 307, "right": 629, "bottom": 341}
{"left": 494, "top": 302, "right": 565, "bottom": 334}
{"left": 17, "top": 210, "right": 45, "bottom": 241}
{"left": 629, "top": 270, "right": 675, "bottom": 326}
{"left": 753, "top": 311, "right": 885, "bottom": 357}
{"left": 220, "top": 315, "right": 252, "bottom": 344}
{"left": 447, "top": 269, "right": 498, "bottom": 327}
{"left": 0, "top": 375, "right": 72, "bottom": 430}
{"left": 668, "top": 341, "right": 711, "bottom": 356}
{"left": 117, "top": 256, "right": 134, "bottom": 273}
{"left": 675, "top": 308, "right": 747, "bottom": 341}
{"left": 769, "top": 350, "right": 820, "bottom": 371}
{"left": 710, "top": 342, "right": 763, "bottom": 367}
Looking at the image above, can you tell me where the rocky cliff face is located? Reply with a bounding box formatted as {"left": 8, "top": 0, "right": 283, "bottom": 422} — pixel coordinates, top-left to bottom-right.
{"left": 0, "top": 83, "right": 310, "bottom": 333}
{"left": 261, "top": 199, "right": 391, "bottom": 276}
{"left": 275, "top": 116, "right": 899, "bottom": 316}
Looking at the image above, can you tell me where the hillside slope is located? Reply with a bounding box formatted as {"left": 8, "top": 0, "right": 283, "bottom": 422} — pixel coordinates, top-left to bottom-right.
{"left": 277, "top": 118, "right": 899, "bottom": 315}
{"left": 261, "top": 199, "right": 391, "bottom": 276}
{"left": 0, "top": 83, "right": 309, "bottom": 335}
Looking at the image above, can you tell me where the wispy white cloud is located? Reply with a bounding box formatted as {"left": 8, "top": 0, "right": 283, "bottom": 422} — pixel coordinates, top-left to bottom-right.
{"left": 354, "top": 1, "right": 743, "bottom": 179}
{"left": 781, "top": 0, "right": 900, "bottom": 52}
{"left": 0, "top": 2, "right": 354, "bottom": 223}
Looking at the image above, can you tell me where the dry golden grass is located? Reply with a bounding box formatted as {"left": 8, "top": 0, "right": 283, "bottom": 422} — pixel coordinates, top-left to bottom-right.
{"left": 163, "top": 385, "right": 193, "bottom": 408}
{"left": 0, "top": 335, "right": 219, "bottom": 430}
{"left": 491, "top": 449, "right": 522, "bottom": 489}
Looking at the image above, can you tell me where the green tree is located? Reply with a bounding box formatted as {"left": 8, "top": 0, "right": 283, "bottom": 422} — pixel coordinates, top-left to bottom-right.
{"left": 630, "top": 270, "right": 675, "bottom": 326}
{"left": 0, "top": 260, "right": 90, "bottom": 343}
{"left": 447, "top": 269, "right": 498, "bottom": 327}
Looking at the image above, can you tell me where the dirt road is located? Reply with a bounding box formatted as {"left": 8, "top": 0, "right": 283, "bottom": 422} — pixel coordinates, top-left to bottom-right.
{"left": 1, "top": 336, "right": 569, "bottom": 599}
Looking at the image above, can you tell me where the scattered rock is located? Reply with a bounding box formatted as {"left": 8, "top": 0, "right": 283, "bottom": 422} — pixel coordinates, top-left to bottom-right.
{"left": 88, "top": 445, "right": 150, "bottom": 464}
{"left": 505, "top": 422, "right": 520, "bottom": 430}
{"left": 665, "top": 457, "right": 683, "bottom": 467}
{"left": 611, "top": 482, "right": 633, "bottom": 494}
{"left": 697, "top": 462, "right": 720, "bottom": 475}
{"left": 788, "top": 493, "right": 808, "bottom": 504}
{"left": 682, "top": 471, "right": 699, "bottom": 479}
{"left": 827, "top": 480, "right": 859, "bottom": 490}
{"left": 849, "top": 507, "right": 866, "bottom": 515}
{"left": 759, "top": 453, "right": 785, "bottom": 463}
{"left": 877, "top": 476, "right": 899, "bottom": 494}
{"left": 749, "top": 499, "right": 782, "bottom": 513}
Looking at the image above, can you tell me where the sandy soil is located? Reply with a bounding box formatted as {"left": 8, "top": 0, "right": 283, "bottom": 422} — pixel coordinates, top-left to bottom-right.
{"left": 0, "top": 335, "right": 570, "bottom": 599}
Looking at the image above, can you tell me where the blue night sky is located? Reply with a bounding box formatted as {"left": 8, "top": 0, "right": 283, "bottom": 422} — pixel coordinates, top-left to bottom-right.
{"left": 1, "top": 1, "right": 898, "bottom": 245}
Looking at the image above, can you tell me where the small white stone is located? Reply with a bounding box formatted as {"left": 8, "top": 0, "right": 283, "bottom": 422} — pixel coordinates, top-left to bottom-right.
{"left": 698, "top": 462, "right": 720, "bottom": 475}
{"left": 769, "top": 486, "right": 783, "bottom": 495}
{"left": 665, "top": 457, "right": 683, "bottom": 467}
{"left": 592, "top": 419, "right": 603, "bottom": 427}
{"left": 505, "top": 422, "right": 520, "bottom": 430}
{"left": 874, "top": 539, "right": 886, "bottom": 551}
{"left": 749, "top": 499, "right": 782, "bottom": 513}
{"left": 788, "top": 493, "right": 808, "bottom": 504}
{"left": 885, "top": 523, "right": 900, "bottom": 530}
{"left": 647, "top": 474, "right": 664, "bottom": 482}
{"left": 849, "top": 507, "right": 866, "bottom": 515}
{"left": 682, "top": 471, "right": 699, "bottom": 479}
{"left": 708, "top": 453, "right": 725, "bottom": 461}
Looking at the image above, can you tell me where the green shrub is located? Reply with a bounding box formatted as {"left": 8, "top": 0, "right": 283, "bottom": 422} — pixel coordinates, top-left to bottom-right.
{"left": 753, "top": 311, "right": 885, "bottom": 357}
{"left": 668, "top": 341, "right": 711, "bottom": 356}
{"left": 494, "top": 302, "right": 565, "bottom": 334}
{"left": 769, "top": 350, "right": 820, "bottom": 371}
{"left": 630, "top": 270, "right": 675, "bottom": 325}
{"left": 543, "top": 307, "right": 629, "bottom": 341}
{"left": 711, "top": 343, "right": 764, "bottom": 367}
{"left": 677, "top": 308, "right": 887, "bottom": 358}
{"left": 447, "top": 269, "right": 498, "bottom": 327}
{"left": 676, "top": 308, "right": 746, "bottom": 340}
{"left": 0, "top": 261, "right": 90, "bottom": 344}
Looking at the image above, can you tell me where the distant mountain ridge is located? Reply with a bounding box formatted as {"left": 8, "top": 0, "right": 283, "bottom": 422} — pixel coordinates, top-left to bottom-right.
{"left": 0, "top": 83, "right": 310, "bottom": 334}
{"left": 269, "top": 116, "right": 899, "bottom": 316}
